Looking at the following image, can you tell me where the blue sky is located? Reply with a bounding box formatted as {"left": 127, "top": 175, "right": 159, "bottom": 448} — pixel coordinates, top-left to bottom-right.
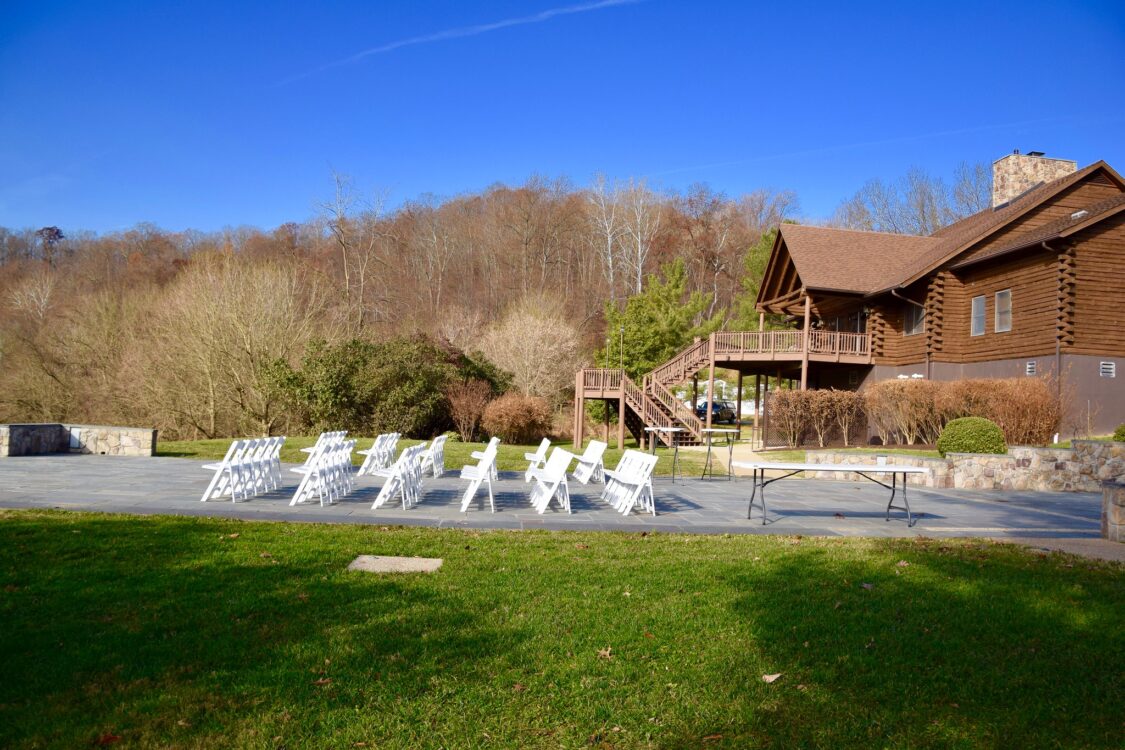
{"left": 1, "top": 0, "right": 1123, "bottom": 233}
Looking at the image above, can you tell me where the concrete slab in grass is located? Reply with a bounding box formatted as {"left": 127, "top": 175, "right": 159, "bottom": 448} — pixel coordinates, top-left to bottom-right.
{"left": 347, "top": 555, "right": 443, "bottom": 573}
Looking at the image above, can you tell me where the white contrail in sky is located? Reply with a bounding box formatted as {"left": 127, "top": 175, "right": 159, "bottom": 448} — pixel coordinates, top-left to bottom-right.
{"left": 275, "top": 0, "right": 642, "bottom": 87}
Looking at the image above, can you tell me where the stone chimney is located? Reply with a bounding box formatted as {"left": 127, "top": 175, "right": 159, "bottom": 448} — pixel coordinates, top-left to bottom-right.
{"left": 992, "top": 150, "right": 1077, "bottom": 207}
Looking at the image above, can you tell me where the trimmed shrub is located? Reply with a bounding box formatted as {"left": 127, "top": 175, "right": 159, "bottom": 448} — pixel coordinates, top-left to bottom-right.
{"left": 937, "top": 417, "right": 1007, "bottom": 457}
{"left": 481, "top": 393, "right": 552, "bottom": 444}
{"left": 1114, "top": 424, "right": 1125, "bottom": 442}
{"left": 769, "top": 389, "right": 811, "bottom": 448}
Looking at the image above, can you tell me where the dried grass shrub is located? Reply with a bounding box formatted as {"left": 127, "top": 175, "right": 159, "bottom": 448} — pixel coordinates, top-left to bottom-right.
{"left": 446, "top": 379, "right": 492, "bottom": 442}
{"left": 828, "top": 389, "right": 866, "bottom": 447}
{"left": 806, "top": 390, "right": 836, "bottom": 448}
{"left": 769, "top": 390, "right": 811, "bottom": 448}
{"left": 865, "top": 376, "right": 1062, "bottom": 447}
{"left": 481, "top": 392, "right": 552, "bottom": 444}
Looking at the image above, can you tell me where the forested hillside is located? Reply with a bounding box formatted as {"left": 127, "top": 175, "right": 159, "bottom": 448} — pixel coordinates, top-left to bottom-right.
{"left": 0, "top": 165, "right": 985, "bottom": 439}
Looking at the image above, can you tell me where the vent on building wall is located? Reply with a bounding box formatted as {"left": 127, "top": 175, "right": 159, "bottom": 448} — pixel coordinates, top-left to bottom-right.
{"left": 1026, "top": 361, "right": 1037, "bottom": 376}
{"left": 1100, "top": 361, "right": 1116, "bottom": 378}
{"left": 1071, "top": 209, "right": 1089, "bottom": 220}
{"left": 848, "top": 371, "right": 858, "bottom": 386}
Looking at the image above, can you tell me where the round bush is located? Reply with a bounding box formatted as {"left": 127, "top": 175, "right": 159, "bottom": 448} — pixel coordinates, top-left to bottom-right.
{"left": 937, "top": 417, "right": 1007, "bottom": 458}
{"left": 481, "top": 393, "right": 552, "bottom": 444}
{"left": 1114, "top": 424, "right": 1125, "bottom": 443}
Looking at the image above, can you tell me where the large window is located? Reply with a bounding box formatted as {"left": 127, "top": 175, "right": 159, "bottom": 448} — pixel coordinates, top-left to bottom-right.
{"left": 904, "top": 304, "right": 925, "bottom": 336}
{"left": 971, "top": 295, "right": 986, "bottom": 336}
{"left": 995, "top": 289, "right": 1012, "bottom": 332}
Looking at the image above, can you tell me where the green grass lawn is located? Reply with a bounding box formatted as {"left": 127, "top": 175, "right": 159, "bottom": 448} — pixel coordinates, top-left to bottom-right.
{"left": 157, "top": 436, "right": 706, "bottom": 478}
{"left": 1, "top": 511, "right": 1121, "bottom": 749}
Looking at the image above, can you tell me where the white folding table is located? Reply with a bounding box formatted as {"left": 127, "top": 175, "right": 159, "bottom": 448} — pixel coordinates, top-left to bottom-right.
{"left": 700, "top": 428, "right": 738, "bottom": 480}
{"left": 732, "top": 461, "right": 931, "bottom": 527}
{"left": 644, "top": 427, "right": 685, "bottom": 483}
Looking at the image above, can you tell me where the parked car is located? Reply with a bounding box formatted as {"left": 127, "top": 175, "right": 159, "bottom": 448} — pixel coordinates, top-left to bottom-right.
{"left": 694, "top": 399, "right": 737, "bottom": 424}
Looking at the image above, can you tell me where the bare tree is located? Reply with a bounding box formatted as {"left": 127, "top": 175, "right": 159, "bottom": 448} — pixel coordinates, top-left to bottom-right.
{"left": 834, "top": 163, "right": 990, "bottom": 235}
{"left": 478, "top": 293, "right": 585, "bottom": 405}
{"left": 621, "top": 179, "right": 662, "bottom": 294}
{"left": 586, "top": 174, "right": 625, "bottom": 305}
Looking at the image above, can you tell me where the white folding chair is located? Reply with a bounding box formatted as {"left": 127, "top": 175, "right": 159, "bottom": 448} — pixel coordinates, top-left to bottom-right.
{"left": 460, "top": 441, "right": 499, "bottom": 512}
{"left": 290, "top": 441, "right": 331, "bottom": 506}
{"left": 372, "top": 443, "right": 426, "bottom": 510}
{"left": 419, "top": 434, "right": 447, "bottom": 478}
{"left": 201, "top": 440, "right": 246, "bottom": 502}
{"left": 524, "top": 438, "right": 551, "bottom": 482}
{"left": 601, "top": 450, "right": 659, "bottom": 516}
{"left": 358, "top": 433, "right": 398, "bottom": 476}
{"left": 471, "top": 437, "right": 500, "bottom": 481}
{"left": 528, "top": 447, "right": 574, "bottom": 514}
{"left": 572, "top": 440, "right": 607, "bottom": 485}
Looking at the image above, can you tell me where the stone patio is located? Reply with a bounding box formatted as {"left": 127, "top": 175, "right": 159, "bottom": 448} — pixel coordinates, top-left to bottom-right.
{"left": 0, "top": 455, "right": 1103, "bottom": 539}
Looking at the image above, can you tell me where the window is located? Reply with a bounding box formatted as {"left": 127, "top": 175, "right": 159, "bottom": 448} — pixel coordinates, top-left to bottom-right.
{"left": 995, "top": 290, "right": 1012, "bottom": 332}
{"left": 1026, "top": 361, "right": 1037, "bottom": 376}
{"left": 1101, "top": 361, "right": 1116, "bottom": 378}
{"left": 904, "top": 304, "right": 925, "bottom": 336}
{"left": 971, "top": 295, "right": 986, "bottom": 336}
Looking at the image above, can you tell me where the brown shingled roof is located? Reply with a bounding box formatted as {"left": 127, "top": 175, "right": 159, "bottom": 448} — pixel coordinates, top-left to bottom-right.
{"left": 776, "top": 224, "right": 942, "bottom": 295}
{"left": 886, "top": 161, "right": 1124, "bottom": 291}
{"left": 950, "top": 192, "right": 1125, "bottom": 270}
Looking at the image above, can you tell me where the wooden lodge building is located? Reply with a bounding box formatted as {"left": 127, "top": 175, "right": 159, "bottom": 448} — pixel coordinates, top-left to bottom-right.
{"left": 575, "top": 152, "right": 1125, "bottom": 447}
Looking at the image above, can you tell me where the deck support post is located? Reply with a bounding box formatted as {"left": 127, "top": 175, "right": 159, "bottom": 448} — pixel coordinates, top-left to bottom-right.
{"left": 604, "top": 397, "right": 610, "bottom": 443}
{"left": 753, "top": 373, "right": 761, "bottom": 448}
{"left": 574, "top": 371, "right": 584, "bottom": 448}
{"left": 800, "top": 294, "right": 811, "bottom": 391}
{"left": 736, "top": 370, "right": 743, "bottom": 440}
{"left": 692, "top": 375, "right": 698, "bottom": 411}
{"left": 706, "top": 333, "right": 716, "bottom": 431}
{"left": 617, "top": 391, "right": 625, "bottom": 450}
{"left": 759, "top": 312, "right": 765, "bottom": 331}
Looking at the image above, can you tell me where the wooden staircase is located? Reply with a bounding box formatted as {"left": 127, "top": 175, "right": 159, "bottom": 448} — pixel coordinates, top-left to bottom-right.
{"left": 576, "top": 329, "right": 872, "bottom": 447}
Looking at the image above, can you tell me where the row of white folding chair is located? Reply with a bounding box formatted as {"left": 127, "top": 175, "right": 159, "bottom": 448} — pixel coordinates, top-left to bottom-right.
{"left": 601, "top": 450, "right": 659, "bottom": 516}
{"left": 357, "top": 432, "right": 400, "bottom": 476}
{"left": 200, "top": 436, "right": 286, "bottom": 502}
{"left": 290, "top": 439, "right": 356, "bottom": 506}
{"left": 571, "top": 440, "right": 607, "bottom": 485}
{"left": 300, "top": 431, "right": 347, "bottom": 465}
{"left": 372, "top": 443, "right": 427, "bottom": 510}
{"left": 528, "top": 447, "right": 574, "bottom": 514}
{"left": 419, "top": 434, "right": 447, "bottom": 478}
{"left": 460, "top": 438, "right": 500, "bottom": 512}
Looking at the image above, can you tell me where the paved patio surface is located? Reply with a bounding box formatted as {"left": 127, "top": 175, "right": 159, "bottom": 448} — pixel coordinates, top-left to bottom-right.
{"left": 0, "top": 455, "right": 1103, "bottom": 540}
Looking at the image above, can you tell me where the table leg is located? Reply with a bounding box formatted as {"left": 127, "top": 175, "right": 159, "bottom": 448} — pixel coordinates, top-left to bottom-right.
{"left": 885, "top": 472, "right": 916, "bottom": 527}
{"left": 701, "top": 434, "right": 713, "bottom": 479}
{"left": 671, "top": 438, "right": 680, "bottom": 484}
{"left": 725, "top": 435, "right": 733, "bottom": 481}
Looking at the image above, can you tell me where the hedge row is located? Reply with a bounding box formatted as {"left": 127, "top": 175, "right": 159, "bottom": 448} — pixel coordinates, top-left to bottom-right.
{"left": 767, "top": 377, "right": 1062, "bottom": 448}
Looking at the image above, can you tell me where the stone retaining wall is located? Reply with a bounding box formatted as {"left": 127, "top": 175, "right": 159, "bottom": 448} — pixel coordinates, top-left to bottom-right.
{"left": 804, "top": 440, "right": 1125, "bottom": 493}
{"left": 0, "top": 424, "right": 156, "bottom": 457}
{"left": 1103, "top": 482, "right": 1125, "bottom": 542}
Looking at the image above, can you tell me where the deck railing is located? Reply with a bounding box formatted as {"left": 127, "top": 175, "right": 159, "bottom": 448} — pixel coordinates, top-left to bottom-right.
{"left": 581, "top": 368, "right": 624, "bottom": 391}
{"left": 713, "top": 330, "right": 869, "bottom": 358}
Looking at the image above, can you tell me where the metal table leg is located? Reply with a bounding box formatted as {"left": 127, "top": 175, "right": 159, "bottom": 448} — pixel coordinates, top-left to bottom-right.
{"left": 701, "top": 433, "right": 714, "bottom": 479}
{"left": 885, "top": 471, "right": 915, "bottom": 527}
{"left": 725, "top": 434, "right": 734, "bottom": 481}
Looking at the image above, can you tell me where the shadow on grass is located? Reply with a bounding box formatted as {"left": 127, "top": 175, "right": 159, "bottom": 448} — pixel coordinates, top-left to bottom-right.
{"left": 0, "top": 513, "right": 528, "bottom": 748}
{"left": 655, "top": 539, "right": 1124, "bottom": 748}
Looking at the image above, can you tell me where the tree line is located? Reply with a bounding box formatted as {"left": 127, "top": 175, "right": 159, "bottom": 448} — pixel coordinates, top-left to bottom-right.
{"left": 0, "top": 165, "right": 988, "bottom": 439}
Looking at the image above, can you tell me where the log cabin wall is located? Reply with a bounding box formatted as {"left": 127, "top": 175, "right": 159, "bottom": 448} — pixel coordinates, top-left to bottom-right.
{"left": 942, "top": 250, "right": 1059, "bottom": 363}
{"left": 871, "top": 290, "right": 927, "bottom": 366}
{"left": 1069, "top": 211, "right": 1125, "bottom": 356}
